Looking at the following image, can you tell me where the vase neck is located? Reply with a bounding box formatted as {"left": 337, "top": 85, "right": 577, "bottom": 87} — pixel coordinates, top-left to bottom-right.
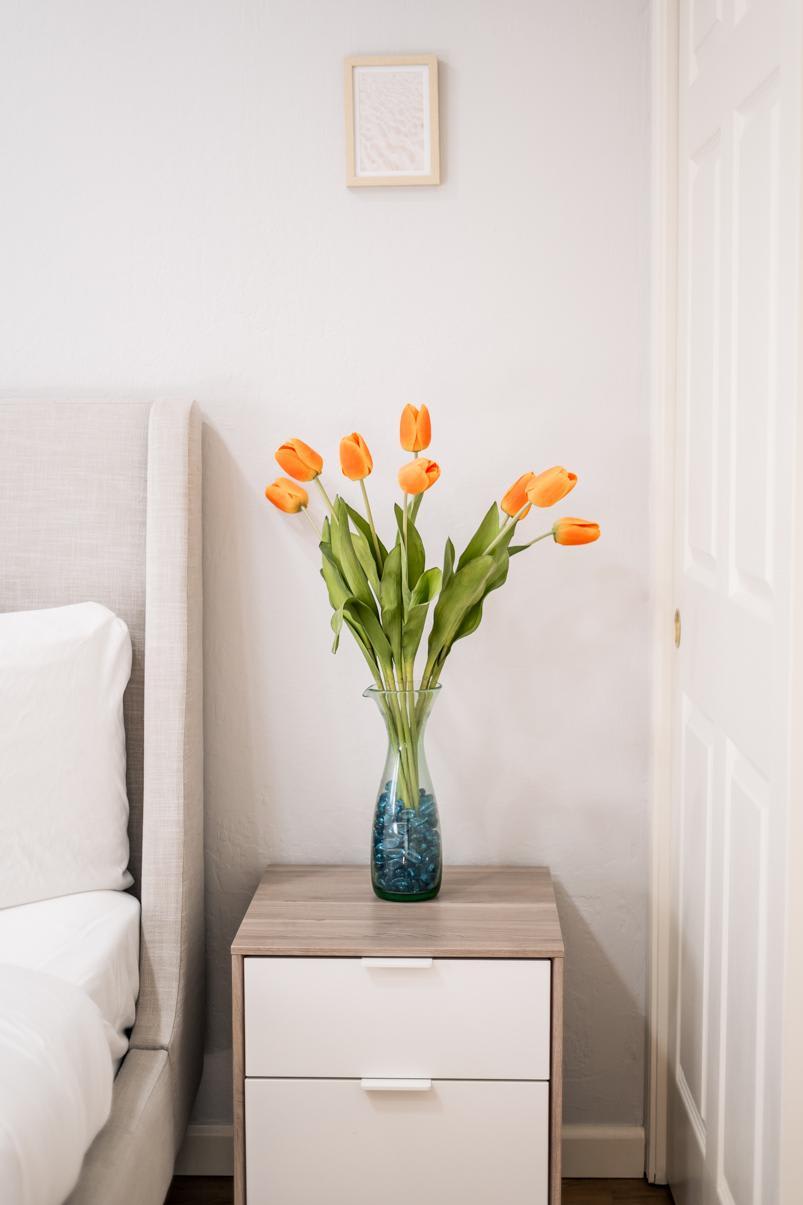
{"left": 366, "top": 689, "right": 441, "bottom": 742}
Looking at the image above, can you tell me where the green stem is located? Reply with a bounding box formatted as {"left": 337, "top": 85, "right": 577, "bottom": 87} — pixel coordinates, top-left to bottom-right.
{"left": 483, "top": 512, "right": 514, "bottom": 556}
{"left": 401, "top": 496, "right": 410, "bottom": 613}
{"left": 360, "top": 479, "right": 382, "bottom": 562}
{"left": 314, "top": 476, "right": 336, "bottom": 517}
{"left": 380, "top": 658, "right": 420, "bottom": 814}
{"left": 404, "top": 663, "right": 419, "bottom": 807}
{"left": 391, "top": 662, "right": 417, "bottom": 807}
{"left": 517, "top": 529, "right": 554, "bottom": 551}
{"left": 302, "top": 508, "right": 322, "bottom": 539}
{"left": 381, "top": 688, "right": 418, "bottom": 813}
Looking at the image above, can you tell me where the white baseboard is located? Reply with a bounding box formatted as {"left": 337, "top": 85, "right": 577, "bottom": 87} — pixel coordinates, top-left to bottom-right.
{"left": 562, "top": 1124, "right": 646, "bottom": 1178}
{"left": 175, "top": 1122, "right": 645, "bottom": 1180}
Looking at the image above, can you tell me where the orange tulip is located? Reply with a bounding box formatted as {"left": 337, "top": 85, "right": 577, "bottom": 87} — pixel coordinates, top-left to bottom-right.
{"left": 398, "top": 458, "right": 440, "bottom": 496}
{"left": 275, "top": 438, "right": 323, "bottom": 482}
{"left": 526, "top": 466, "right": 577, "bottom": 508}
{"left": 501, "top": 471, "right": 535, "bottom": 518}
{"left": 339, "top": 432, "right": 373, "bottom": 481}
{"left": 400, "top": 404, "right": 431, "bottom": 453}
{"left": 265, "top": 477, "right": 309, "bottom": 514}
{"left": 553, "top": 517, "right": 600, "bottom": 546}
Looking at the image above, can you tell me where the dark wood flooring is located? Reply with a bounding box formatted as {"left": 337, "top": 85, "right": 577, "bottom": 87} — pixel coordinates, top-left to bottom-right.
{"left": 165, "top": 1176, "right": 674, "bottom": 1204}
{"left": 563, "top": 1181, "right": 674, "bottom": 1203}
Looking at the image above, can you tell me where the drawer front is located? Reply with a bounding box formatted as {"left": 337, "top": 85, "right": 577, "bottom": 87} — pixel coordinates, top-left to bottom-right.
{"left": 245, "top": 956, "right": 551, "bottom": 1080}
{"left": 245, "top": 1077, "right": 549, "bottom": 1205}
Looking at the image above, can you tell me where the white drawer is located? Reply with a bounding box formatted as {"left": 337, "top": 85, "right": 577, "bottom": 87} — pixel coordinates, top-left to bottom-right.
{"left": 245, "top": 1077, "right": 549, "bottom": 1205}
{"left": 244, "top": 956, "right": 551, "bottom": 1080}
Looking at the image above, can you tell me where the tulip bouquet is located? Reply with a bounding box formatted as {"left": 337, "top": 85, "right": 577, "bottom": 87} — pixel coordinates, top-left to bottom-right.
{"left": 266, "top": 405, "right": 600, "bottom": 900}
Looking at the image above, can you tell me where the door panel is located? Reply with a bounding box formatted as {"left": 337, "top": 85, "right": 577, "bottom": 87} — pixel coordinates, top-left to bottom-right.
{"left": 668, "top": 3, "right": 800, "bottom": 1204}
{"left": 730, "top": 77, "right": 779, "bottom": 600}
{"left": 677, "top": 701, "right": 713, "bottom": 1134}
{"left": 719, "top": 750, "right": 768, "bottom": 1205}
{"left": 685, "top": 136, "right": 721, "bottom": 573}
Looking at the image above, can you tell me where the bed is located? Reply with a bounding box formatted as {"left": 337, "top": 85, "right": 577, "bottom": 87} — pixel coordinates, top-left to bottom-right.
{"left": 0, "top": 400, "right": 203, "bottom": 1205}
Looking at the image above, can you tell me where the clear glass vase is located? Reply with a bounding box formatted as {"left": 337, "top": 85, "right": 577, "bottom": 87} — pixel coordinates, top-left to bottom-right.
{"left": 365, "top": 686, "right": 442, "bottom": 902}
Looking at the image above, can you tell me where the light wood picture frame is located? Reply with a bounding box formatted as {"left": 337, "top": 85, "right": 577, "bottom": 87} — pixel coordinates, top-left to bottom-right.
{"left": 344, "top": 54, "right": 440, "bottom": 187}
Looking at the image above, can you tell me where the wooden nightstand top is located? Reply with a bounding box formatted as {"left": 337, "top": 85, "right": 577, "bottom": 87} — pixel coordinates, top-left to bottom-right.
{"left": 231, "top": 865, "right": 564, "bottom": 958}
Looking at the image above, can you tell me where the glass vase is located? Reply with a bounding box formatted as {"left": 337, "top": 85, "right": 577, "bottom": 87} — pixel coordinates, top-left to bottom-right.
{"left": 365, "top": 686, "right": 442, "bottom": 902}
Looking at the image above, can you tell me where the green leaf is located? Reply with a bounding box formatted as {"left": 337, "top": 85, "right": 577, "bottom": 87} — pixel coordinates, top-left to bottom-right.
{"left": 379, "top": 544, "right": 403, "bottom": 669}
{"left": 351, "top": 527, "right": 380, "bottom": 597}
{"left": 342, "top": 614, "right": 383, "bottom": 682}
{"left": 453, "top": 600, "right": 484, "bottom": 643}
{"left": 402, "top": 602, "right": 430, "bottom": 666}
{"left": 486, "top": 526, "right": 515, "bottom": 590}
{"left": 411, "top": 566, "right": 442, "bottom": 607}
{"left": 346, "top": 504, "right": 387, "bottom": 573}
{"left": 450, "top": 533, "right": 515, "bottom": 649}
{"left": 456, "top": 502, "right": 500, "bottom": 571}
{"left": 486, "top": 552, "right": 511, "bottom": 595}
{"left": 395, "top": 567, "right": 442, "bottom": 667}
{"left": 442, "top": 538, "right": 455, "bottom": 592}
{"left": 424, "top": 554, "right": 498, "bottom": 679}
{"left": 330, "top": 605, "right": 345, "bottom": 653}
{"left": 394, "top": 503, "right": 425, "bottom": 589}
{"left": 331, "top": 498, "right": 376, "bottom": 613}
{"left": 320, "top": 549, "right": 349, "bottom": 611}
{"left": 344, "top": 598, "right": 393, "bottom": 671}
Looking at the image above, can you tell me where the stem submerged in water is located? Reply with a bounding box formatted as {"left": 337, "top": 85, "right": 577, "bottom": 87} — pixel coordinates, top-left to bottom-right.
{"left": 369, "top": 685, "right": 442, "bottom": 900}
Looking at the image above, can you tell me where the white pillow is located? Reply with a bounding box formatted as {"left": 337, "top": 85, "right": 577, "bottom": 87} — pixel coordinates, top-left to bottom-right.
{"left": 0, "top": 602, "right": 133, "bottom": 909}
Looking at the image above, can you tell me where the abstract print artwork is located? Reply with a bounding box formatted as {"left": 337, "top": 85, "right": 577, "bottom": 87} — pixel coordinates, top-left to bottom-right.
{"left": 345, "top": 55, "right": 440, "bottom": 186}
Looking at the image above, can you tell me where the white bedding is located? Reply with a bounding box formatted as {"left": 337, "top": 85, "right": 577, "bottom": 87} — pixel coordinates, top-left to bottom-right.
{"left": 0, "top": 965, "right": 114, "bottom": 1205}
{"left": 0, "top": 891, "right": 141, "bottom": 1205}
{"left": 0, "top": 603, "right": 133, "bottom": 910}
{"left": 0, "top": 890, "right": 140, "bottom": 1063}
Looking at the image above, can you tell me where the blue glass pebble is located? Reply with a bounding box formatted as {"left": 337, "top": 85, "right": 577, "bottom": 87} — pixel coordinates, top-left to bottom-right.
{"left": 371, "top": 780, "right": 441, "bottom": 899}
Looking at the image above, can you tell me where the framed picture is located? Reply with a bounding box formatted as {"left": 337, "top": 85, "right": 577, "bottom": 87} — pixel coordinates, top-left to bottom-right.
{"left": 344, "top": 54, "right": 440, "bottom": 187}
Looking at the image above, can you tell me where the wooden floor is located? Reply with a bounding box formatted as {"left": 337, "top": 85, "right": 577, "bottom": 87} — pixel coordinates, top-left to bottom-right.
{"left": 165, "top": 1176, "right": 674, "bottom": 1203}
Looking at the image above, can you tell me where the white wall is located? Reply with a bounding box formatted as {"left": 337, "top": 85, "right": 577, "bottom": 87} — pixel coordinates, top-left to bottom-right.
{"left": 0, "top": 0, "right": 651, "bottom": 1130}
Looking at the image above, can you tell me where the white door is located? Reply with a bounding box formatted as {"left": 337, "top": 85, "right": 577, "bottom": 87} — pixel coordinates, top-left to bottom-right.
{"left": 667, "top": 2, "right": 802, "bottom": 1205}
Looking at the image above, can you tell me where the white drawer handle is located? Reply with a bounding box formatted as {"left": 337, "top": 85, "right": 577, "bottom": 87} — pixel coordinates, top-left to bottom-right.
{"left": 361, "top": 957, "right": 433, "bottom": 969}
{"left": 360, "top": 1078, "right": 432, "bottom": 1092}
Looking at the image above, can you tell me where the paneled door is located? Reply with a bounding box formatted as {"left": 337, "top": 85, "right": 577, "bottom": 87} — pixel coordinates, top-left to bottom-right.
{"left": 668, "top": 3, "right": 801, "bottom": 1205}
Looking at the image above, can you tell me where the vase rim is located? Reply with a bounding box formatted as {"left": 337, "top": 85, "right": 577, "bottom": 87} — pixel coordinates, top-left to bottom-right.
{"left": 363, "top": 684, "right": 442, "bottom": 698}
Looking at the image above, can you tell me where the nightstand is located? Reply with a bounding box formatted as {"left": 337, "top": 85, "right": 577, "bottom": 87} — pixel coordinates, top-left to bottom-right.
{"left": 231, "top": 865, "right": 564, "bottom": 1204}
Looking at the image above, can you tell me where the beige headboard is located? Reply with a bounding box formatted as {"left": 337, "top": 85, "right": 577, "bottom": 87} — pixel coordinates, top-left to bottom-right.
{"left": 0, "top": 399, "right": 204, "bottom": 1137}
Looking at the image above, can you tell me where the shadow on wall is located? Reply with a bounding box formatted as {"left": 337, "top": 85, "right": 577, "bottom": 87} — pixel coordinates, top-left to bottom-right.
{"left": 555, "top": 884, "right": 646, "bottom": 1126}
{"left": 195, "top": 421, "right": 277, "bottom": 1119}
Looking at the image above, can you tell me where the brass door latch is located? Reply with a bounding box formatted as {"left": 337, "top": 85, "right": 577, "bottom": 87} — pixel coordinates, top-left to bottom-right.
{"left": 674, "top": 609, "right": 681, "bottom": 648}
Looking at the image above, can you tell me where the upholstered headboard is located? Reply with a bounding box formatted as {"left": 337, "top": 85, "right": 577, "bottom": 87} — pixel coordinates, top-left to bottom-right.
{"left": 0, "top": 399, "right": 204, "bottom": 1138}
{"left": 0, "top": 402, "right": 150, "bottom": 887}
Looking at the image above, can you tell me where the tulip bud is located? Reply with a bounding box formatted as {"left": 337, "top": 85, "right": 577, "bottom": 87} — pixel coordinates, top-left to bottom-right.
{"left": 399, "top": 404, "right": 432, "bottom": 453}
{"left": 398, "top": 458, "right": 440, "bottom": 496}
{"left": 501, "top": 471, "right": 535, "bottom": 518}
{"left": 553, "top": 517, "right": 600, "bottom": 546}
{"left": 339, "top": 432, "right": 374, "bottom": 481}
{"left": 527, "top": 466, "right": 578, "bottom": 508}
{"left": 265, "top": 477, "right": 309, "bottom": 514}
{"left": 275, "top": 438, "right": 324, "bottom": 482}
